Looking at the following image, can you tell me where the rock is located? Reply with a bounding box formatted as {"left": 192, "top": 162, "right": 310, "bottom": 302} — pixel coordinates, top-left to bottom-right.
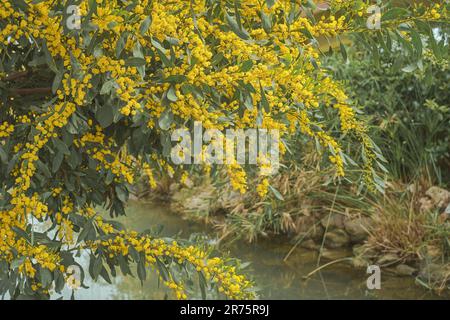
{"left": 320, "top": 248, "right": 350, "bottom": 260}
{"left": 351, "top": 256, "right": 369, "bottom": 268}
{"left": 320, "top": 213, "right": 345, "bottom": 230}
{"left": 440, "top": 212, "right": 449, "bottom": 222}
{"left": 295, "top": 216, "right": 324, "bottom": 241}
{"left": 169, "top": 183, "right": 181, "bottom": 193}
{"left": 395, "top": 264, "right": 417, "bottom": 276}
{"left": 376, "top": 253, "right": 400, "bottom": 265}
{"left": 324, "top": 230, "right": 351, "bottom": 248}
{"left": 310, "top": 225, "right": 325, "bottom": 241}
{"left": 419, "top": 263, "right": 450, "bottom": 282}
{"left": 407, "top": 183, "right": 417, "bottom": 193}
{"left": 300, "top": 239, "right": 319, "bottom": 250}
{"left": 419, "top": 186, "right": 450, "bottom": 212}
{"left": 425, "top": 186, "right": 450, "bottom": 209}
{"left": 419, "top": 197, "right": 435, "bottom": 212}
{"left": 352, "top": 244, "right": 378, "bottom": 259}
{"left": 425, "top": 244, "right": 443, "bottom": 259}
{"left": 344, "top": 217, "right": 372, "bottom": 243}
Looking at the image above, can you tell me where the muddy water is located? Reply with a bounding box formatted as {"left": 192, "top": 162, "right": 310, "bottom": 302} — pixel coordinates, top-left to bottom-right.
{"left": 65, "top": 200, "right": 442, "bottom": 300}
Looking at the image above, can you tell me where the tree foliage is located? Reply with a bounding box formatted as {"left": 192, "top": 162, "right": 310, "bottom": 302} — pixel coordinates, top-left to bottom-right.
{"left": 0, "top": 0, "right": 448, "bottom": 299}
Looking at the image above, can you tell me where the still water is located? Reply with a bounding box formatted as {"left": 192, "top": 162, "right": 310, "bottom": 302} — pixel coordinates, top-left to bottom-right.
{"left": 64, "top": 200, "right": 442, "bottom": 300}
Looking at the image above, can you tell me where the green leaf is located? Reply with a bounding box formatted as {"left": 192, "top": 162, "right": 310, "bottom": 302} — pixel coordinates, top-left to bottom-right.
{"left": 54, "top": 270, "right": 65, "bottom": 293}
{"left": 118, "top": 255, "right": 132, "bottom": 276}
{"left": 428, "top": 30, "right": 441, "bottom": 59}
{"left": 12, "top": 227, "right": 30, "bottom": 243}
{"left": 52, "top": 152, "right": 64, "bottom": 173}
{"left": 198, "top": 271, "right": 207, "bottom": 300}
{"left": 304, "top": 0, "right": 317, "bottom": 10}
{"left": 92, "top": 255, "right": 103, "bottom": 280}
{"left": 310, "top": 57, "right": 319, "bottom": 70}
{"left": 11, "top": 257, "right": 26, "bottom": 270}
{"left": 0, "top": 146, "right": 7, "bottom": 163}
{"left": 139, "top": 16, "right": 152, "bottom": 35}
{"left": 42, "top": 42, "right": 58, "bottom": 73}
{"left": 137, "top": 259, "right": 146, "bottom": 281}
{"left": 402, "top": 63, "right": 417, "bottom": 73}
{"left": 53, "top": 138, "right": 70, "bottom": 156}
{"left": 100, "top": 80, "right": 116, "bottom": 95}
{"left": 225, "top": 13, "right": 249, "bottom": 40}
{"left": 339, "top": 41, "right": 348, "bottom": 62}
{"left": 100, "top": 266, "right": 112, "bottom": 284}
{"left": 299, "top": 28, "right": 314, "bottom": 40}
{"left": 125, "top": 57, "right": 146, "bottom": 67}
{"left": 150, "top": 38, "right": 166, "bottom": 52}
{"left": 409, "top": 29, "right": 423, "bottom": 58}
{"left": 52, "top": 70, "right": 64, "bottom": 94}
{"left": 269, "top": 185, "right": 284, "bottom": 201}
{"left": 240, "top": 60, "right": 253, "bottom": 72}
{"left": 115, "top": 185, "right": 128, "bottom": 203}
{"left": 11, "top": 0, "right": 29, "bottom": 12}
{"left": 265, "top": 0, "right": 275, "bottom": 8}
{"left": 382, "top": 8, "right": 409, "bottom": 21}
{"left": 36, "top": 160, "right": 51, "bottom": 178}
{"left": 39, "top": 268, "right": 53, "bottom": 287}
{"left": 156, "top": 258, "right": 169, "bottom": 281}
{"left": 164, "top": 75, "right": 187, "bottom": 84}
{"left": 151, "top": 38, "right": 171, "bottom": 66}
{"left": 158, "top": 109, "right": 173, "bottom": 131}
{"left": 77, "top": 220, "right": 93, "bottom": 244}
{"left": 211, "top": 52, "right": 225, "bottom": 66}
{"left": 115, "top": 32, "right": 129, "bottom": 58}
{"left": 166, "top": 86, "right": 178, "bottom": 102}
{"left": 129, "top": 246, "right": 140, "bottom": 262}
{"left": 259, "top": 82, "right": 270, "bottom": 113}
{"left": 261, "top": 11, "right": 272, "bottom": 33}
{"left": 96, "top": 104, "right": 114, "bottom": 128}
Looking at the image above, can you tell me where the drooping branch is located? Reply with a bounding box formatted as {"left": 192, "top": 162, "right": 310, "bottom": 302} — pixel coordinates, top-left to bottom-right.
{"left": 4, "top": 71, "right": 30, "bottom": 81}
{"left": 9, "top": 87, "right": 52, "bottom": 96}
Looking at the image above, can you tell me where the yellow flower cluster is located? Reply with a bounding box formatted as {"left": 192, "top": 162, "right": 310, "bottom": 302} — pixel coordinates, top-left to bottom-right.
{"left": 256, "top": 178, "right": 270, "bottom": 198}
{"left": 76, "top": 126, "right": 134, "bottom": 184}
{"left": 59, "top": 74, "right": 92, "bottom": 106}
{"left": 164, "top": 280, "right": 187, "bottom": 300}
{"left": 0, "top": 1, "right": 14, "bottom": 20}
{"left": 92, "top": 6, "right": 124, "bottom": 33}
{"left": 116, "top": 76, "right": 142, "bottom": 117}
{"left": 0, "top": 121, "right": 14, "bottom": 138}
{"left": 12, "top": 102, "right": 76, "bottom": 195}
{"left": 2, "top": 0, "right": 386, "bottom": 188}
{"left": 57, "top": 218, "right": 75, "bottom": 245}
{"left": 417, "top": 3, "right": 447, "bottom": 21}
{"left": 142, "top": 163, "right": 157, "bottom": 189}
{"left": 95, "top": 216, "right": 114, "bottom": 235}
{"left": 0, "top": 97, "right": 78, "bottom": 282}
{"left": 227, "top": 163, "right": 247, "bottom": 194}
{"left": 97, "top": 232, "right": 255, "bottom": 300}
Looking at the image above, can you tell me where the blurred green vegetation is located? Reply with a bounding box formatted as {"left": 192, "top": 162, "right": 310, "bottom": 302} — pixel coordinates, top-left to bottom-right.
{"left": 326, "top": 35, "right": 449, "bottom": 186}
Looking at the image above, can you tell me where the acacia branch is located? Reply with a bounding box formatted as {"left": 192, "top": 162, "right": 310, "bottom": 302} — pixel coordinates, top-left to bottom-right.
{"left": 4, "top": 71, "right": 30, "bottom": 81}
{"left": 10, "top": 87, "right": 52, "bottom": 96}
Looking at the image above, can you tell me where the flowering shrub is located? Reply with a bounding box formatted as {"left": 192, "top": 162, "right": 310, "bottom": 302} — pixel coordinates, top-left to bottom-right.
{"left": 0, "top": 0, "right": 447, "bottom": 299}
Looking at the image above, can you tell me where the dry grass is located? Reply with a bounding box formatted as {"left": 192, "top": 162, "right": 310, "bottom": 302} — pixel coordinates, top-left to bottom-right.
{"left": 359, "top": 181, "right": 450, "bottom": 293}
{"left": 365, "top": 182, "right": 449, "bottom": 263}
